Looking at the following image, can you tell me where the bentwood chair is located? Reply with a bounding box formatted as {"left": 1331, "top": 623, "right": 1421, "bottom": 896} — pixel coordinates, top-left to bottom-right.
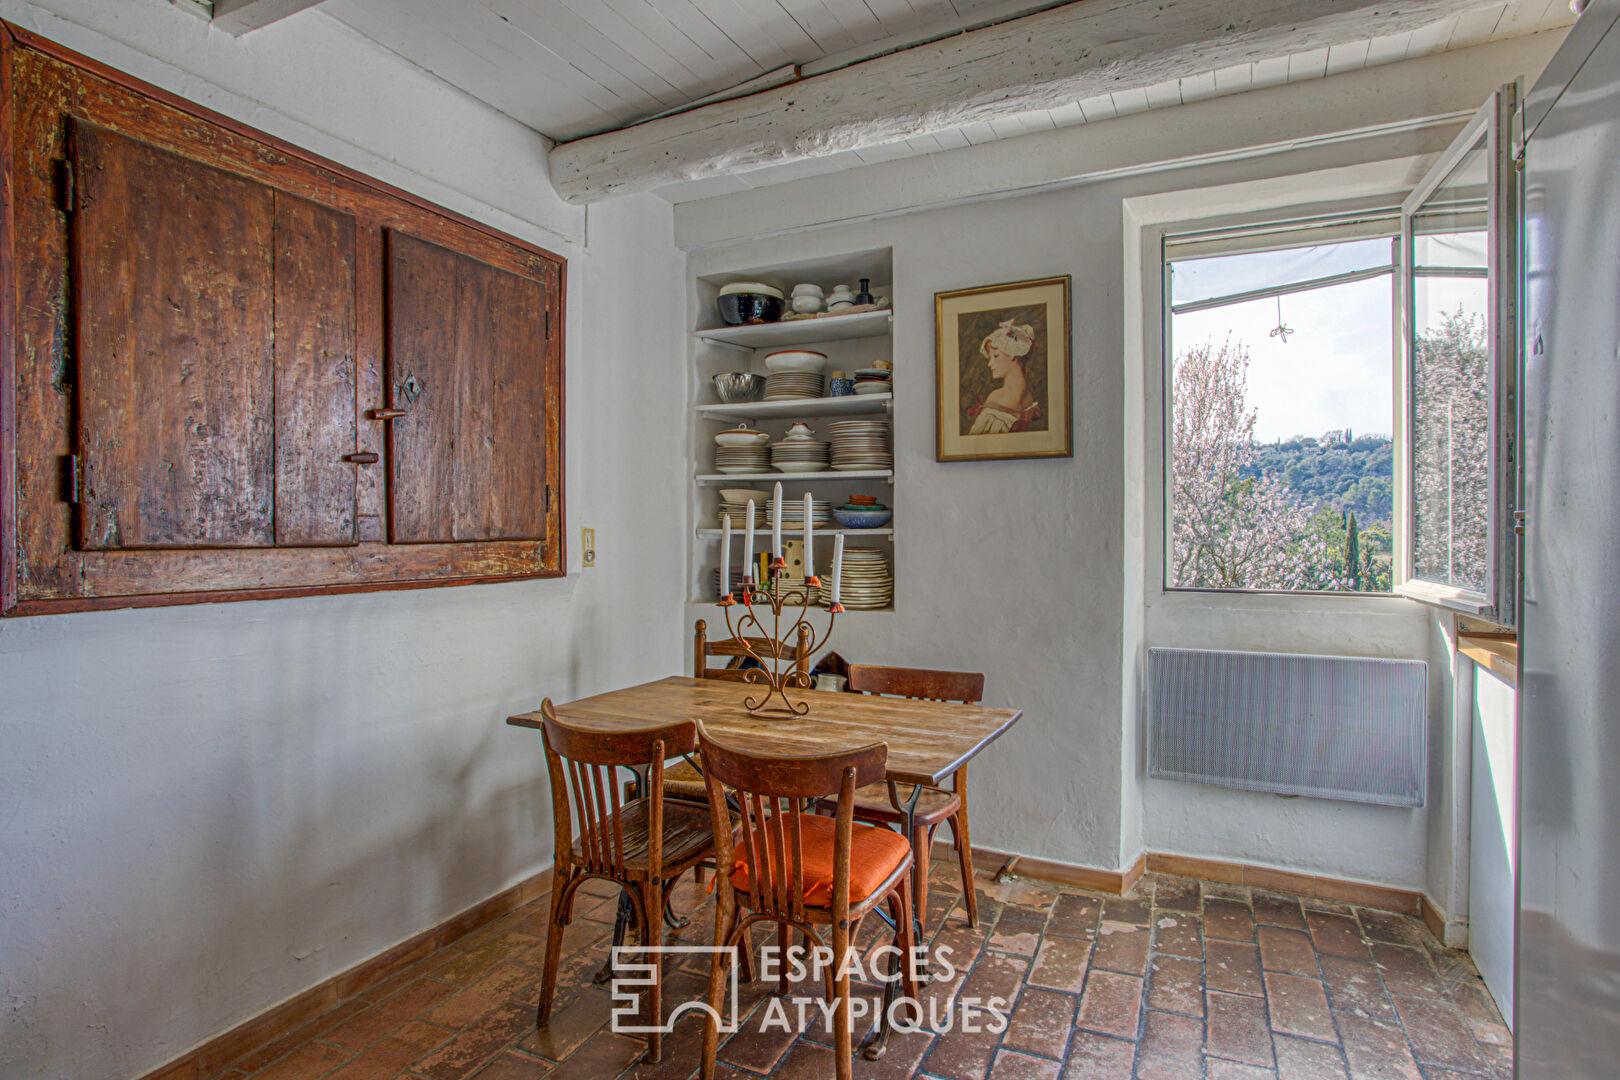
{"left": 696, "top": 725, "right": 920, "bottom": 1080}
{"left": 661, "top": 618, "right": 816, "bottom": 806}
{"left": 536, "top": 701, "right": 716, "bottom": 1062}
{"left": 843, "top": 664, "right": 986, "bottom": 928}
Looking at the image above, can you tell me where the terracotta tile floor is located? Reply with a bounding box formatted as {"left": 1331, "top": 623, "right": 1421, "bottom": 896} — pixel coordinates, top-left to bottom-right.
{"left": 212, "top": 861, "right": 1512, "bottom": 1080}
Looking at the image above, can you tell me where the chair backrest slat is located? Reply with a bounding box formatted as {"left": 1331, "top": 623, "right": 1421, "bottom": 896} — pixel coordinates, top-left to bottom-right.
{"left": 539, "top": 699, "right": 695, "bottom": 880}
{"left": 847, "top": 664, "right": 984, "bottom": 704}
{"left": 698, "top": 724, "right": 886, "bottom": 923}
{"left": 694, "top": 618, "right": 814, "bottom": 684}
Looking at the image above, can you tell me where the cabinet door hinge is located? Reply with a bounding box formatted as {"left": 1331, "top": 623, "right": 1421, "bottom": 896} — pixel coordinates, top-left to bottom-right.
{"left": 56, "top": 160, "right": 74, "bottom": 214}
{"left": 544, "top": 484, "right": 552, "bottom": 515}
{"left": 544, "top": 309, "right": 551, "bottom": 339}
{"left": 63, "top": 454, "right": 81, "bottom": 503}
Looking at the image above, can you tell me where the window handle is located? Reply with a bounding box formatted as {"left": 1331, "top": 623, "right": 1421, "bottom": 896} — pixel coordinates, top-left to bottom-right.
{"left": 343, "top": 452, "right": 380, "bottom": 465}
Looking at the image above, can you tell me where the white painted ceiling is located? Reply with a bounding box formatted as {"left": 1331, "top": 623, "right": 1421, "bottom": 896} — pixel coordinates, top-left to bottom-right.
{"left": 322, "top": 0, "right": 1048, "bottom": 141}
{"left": 319, "top": 0, "right": 1575, "bottom": 203}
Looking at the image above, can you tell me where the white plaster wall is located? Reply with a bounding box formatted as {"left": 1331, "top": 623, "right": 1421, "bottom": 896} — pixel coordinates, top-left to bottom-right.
{"left": 0, "top": 5, "right": 686, "bottom": 1080}
{"left": 1469, "top": 662, "right": 1517, "bottom": 1023}
{"left": 682, "top": 125, "right": 1495, "bottom": 880}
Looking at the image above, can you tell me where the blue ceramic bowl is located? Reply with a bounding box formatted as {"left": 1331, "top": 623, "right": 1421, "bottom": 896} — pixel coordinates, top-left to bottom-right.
{"left": 831, "top": 507, "right": 892, "bottom": 529}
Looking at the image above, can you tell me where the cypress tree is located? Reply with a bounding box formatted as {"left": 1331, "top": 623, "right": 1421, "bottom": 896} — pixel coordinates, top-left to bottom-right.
{"left": 1345, "top": 513, "right": 1361, "bottom": 590}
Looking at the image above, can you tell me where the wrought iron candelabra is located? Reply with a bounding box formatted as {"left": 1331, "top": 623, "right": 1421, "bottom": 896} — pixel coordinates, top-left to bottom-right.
{"left": 719, "top": 556, "right": 842, "bottom": 719}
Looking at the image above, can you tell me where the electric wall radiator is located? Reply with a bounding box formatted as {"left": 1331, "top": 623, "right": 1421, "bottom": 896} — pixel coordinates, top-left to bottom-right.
{"left": 1147, "top": 647, "right": 1428, "bottom": 808}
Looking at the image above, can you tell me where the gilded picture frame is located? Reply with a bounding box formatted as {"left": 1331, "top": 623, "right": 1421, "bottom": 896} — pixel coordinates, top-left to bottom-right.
{"left": 934, "top": 275, "right": 1072, "bottom": 461}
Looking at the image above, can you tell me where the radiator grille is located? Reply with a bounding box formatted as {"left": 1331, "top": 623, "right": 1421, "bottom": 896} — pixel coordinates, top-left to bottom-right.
{"left": 1148, "top": 647, "right": 1428, "bottom": 808}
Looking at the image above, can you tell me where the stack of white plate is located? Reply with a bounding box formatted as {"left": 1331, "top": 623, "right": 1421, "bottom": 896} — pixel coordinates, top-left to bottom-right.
{"left": 827, "top": 419, "right": 893, "bottom": 471}
{"left": 824, "top": 548, "right": 893, "bottom": 610}
{"left": 853, "top": 367, "right": 892, "bottom": 396}
{"left": 770, "top": 437, "right": 831, "bottom": 473}
{"left": 763, "top": 371, "right": 825, "bottom": 400}
{"left": 714, "top": 444, "right": 771, "bottom": 474}
{"left": 766, "top": 575, "right": 820, "bottom": 606}
{"left": 772, "top": 499, "right": 833, "bottom": 527}
{"left": 718, "top": 500, "right": 767, "bottom": 528}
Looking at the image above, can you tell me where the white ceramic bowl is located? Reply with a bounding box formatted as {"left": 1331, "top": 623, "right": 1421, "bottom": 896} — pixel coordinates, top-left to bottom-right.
{"left": 791, "top": 295, "right": 823, "bottom": 314}
{"left": 718, "top": 281, "right": 784, "bottom": 300}
{"left": 852, "top": 381, "right": 890, "bottom": 395}
{"left": 773, "top": 461, "right": 829, "bottom": 473}
{"left": 718, "top": 488, "right": 769, "bottom": 503}
{"left": 791, "top": 283, "right": 824, "bottom": 297}
{"left": 763, "top": 349, "right": 828, "bottom": 373}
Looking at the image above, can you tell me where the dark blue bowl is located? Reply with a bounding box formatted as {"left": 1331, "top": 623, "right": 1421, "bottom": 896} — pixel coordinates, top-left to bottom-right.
{"left": 718, "top": 293, "right": 784, "bottom": 325}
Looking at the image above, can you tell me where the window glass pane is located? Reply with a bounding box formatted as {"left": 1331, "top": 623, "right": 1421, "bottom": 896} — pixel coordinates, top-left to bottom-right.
{"left": 1172, "top": 237, "right": 1393, "bottom": 307}
{"left": 1414, "top": 229, "right": 1487, "bottom": 268}
{"left": 1410, "top": 136, "right": 1491, "bottom": 594}
{"left": 1168, "top": 242, "right": 1394, "bottom": 594}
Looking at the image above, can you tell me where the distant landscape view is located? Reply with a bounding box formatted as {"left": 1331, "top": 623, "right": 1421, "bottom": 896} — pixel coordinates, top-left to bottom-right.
{"left": 1170, "top": 337, "right": 1394, "bottom": 593}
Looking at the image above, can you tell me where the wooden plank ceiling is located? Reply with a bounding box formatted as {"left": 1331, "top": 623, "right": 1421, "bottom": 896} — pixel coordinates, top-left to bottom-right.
{"left": 318, "top": 0, "right": 1574, "bottom": 201}
{"left": 321, "top": 0, "right": 1037, "bottom": 141}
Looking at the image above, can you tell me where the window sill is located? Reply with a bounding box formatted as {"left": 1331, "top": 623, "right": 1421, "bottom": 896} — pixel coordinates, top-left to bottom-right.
{"left": 1458, "top": 632, "right": 1518, "bottom": 687}
{"left": 1392, "top": 579, "right": 1492, "bottom": 615}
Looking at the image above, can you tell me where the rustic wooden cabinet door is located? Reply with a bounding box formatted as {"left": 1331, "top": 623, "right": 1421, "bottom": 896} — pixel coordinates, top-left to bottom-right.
{"left": 72, "top": 121, "right": 277, "bottom": 550}
{"left": 385, "top": 230, "right": 548, "bottom": 543}
{"left": 71, "top": 122, "right": 362, "bottom": 550}
{"left": 272, "top": 193, "right": 359, "bottom": 546}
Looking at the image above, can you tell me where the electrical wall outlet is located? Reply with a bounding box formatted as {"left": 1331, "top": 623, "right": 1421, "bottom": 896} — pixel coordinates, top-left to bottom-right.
{"left": 581, "top": 528, "right": 596, "bottom": 567}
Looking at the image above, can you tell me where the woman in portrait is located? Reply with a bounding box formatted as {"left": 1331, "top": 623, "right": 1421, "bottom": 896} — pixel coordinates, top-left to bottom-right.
{"left": 966, "top": 318, "right": 1041, "bottom": 434}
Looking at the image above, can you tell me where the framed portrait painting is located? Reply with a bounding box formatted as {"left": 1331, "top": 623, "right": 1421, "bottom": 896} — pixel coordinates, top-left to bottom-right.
{"left": 934, "top": 275, "right": 1072, "bottom": 461}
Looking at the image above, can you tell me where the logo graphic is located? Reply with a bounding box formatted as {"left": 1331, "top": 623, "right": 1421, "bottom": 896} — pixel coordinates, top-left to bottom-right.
{"left": 609, "top": 942, "right": 1008, "bottom": 1038}
{"left": 610, "top": 945, "right": 741, "bottom": 1035}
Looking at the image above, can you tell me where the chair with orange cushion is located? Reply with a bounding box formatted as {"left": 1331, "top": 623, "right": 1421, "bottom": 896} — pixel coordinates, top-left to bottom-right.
{"left": 843, "top": 664, "right": 986, "bottom": 929}
{"left": 695, "top": 725, "right": 920, "bottom": 1080}
{"left": 536, "top": 701, "right": 716, "bottom": 1063}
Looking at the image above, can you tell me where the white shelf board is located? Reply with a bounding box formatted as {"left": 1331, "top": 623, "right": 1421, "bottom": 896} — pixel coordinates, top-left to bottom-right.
{"left": 696, "top": 470, "right": 892, "bottom": 483}
{"left": 687, "top": 598, "right": 894, "bottom": 614}
{"left": 694, "top": 310, "right": 892, "bottom": 348}
{"left": 696, "top": 528, "right": 893, "bottom": 538}
{"left": 695, "top": 393, "right": 891, "bottom": 420}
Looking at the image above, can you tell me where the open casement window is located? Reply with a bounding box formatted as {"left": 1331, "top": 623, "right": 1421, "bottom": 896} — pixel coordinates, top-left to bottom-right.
{"left": 1395, "top": 86, "right": 1519, "bottom": 626}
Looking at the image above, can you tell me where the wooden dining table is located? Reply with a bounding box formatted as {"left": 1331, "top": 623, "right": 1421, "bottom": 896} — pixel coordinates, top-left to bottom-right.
{"left": 507, "top": 674, "right": 1023, "bottom": 939}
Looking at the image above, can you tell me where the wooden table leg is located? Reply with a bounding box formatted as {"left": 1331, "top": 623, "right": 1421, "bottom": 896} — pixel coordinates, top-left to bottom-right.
{"left": 910, "top": 824, "right": 930, "bottom": 946}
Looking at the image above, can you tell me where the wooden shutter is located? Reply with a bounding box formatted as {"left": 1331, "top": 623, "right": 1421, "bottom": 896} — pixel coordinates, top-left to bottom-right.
{"left": 70, "top": 122, "right": 360, "bottom": 551}
{"left": 385, "top": 230, "right": 548, "bottom": 543}
{"left": 273, "top": 193, "right": 359, "bottom": 546}
{"left": 72, "top": 121, "right": 276, "bottom": 549}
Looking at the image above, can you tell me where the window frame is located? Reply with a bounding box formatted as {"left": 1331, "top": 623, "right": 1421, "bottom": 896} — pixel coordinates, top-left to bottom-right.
{"left": 1159, "top": 211, "right": 1403, "bottom": 597}
{"left": 1393, "top": 86, "right": 1520, "bottom": 627}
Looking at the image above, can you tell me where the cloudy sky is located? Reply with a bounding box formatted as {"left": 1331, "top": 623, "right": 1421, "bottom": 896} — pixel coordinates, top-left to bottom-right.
{"left": 1170, "top": 239, "right": 1485, "bottom": 443}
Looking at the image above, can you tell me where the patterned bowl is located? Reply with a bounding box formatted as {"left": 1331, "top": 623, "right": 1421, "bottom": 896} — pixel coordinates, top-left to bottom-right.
{"left": 831, "top": 507, "right": 893, "bottom": 529}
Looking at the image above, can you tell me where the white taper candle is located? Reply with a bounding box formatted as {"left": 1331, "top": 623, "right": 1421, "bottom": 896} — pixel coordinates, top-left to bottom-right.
{"left": 831, "top": 533, "right": 845, "bottom": 605}
{"left": 719, "top": 516, "right": 732, "bottom": 599}
{"left": 771, "top": 482, "right": 783, "bottom": 557}
{"left": 803, "top": 492, "right": 814, "bottom": 577}
{"left": 744, "top": 500, "right": 756, "bottom": 579}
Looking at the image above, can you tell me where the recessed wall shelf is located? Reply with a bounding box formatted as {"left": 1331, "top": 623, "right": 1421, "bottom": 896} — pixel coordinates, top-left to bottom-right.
{"left": 695, "top": 394, "right": 891, "bottom": 422}
{"left": 695, "top": 471, "right": 893, "bottom": 484}
{"left": 694, "top": 310, "right": 892, "bottom": 348}
{"left": 690, "top": 250, "right": 896, "bottom": 608}
{"left": 696, "top": 528, "right": 894, "bottom": 539}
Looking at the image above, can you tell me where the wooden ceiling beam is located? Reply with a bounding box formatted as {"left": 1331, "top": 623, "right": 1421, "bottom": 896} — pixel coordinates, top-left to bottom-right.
{"left": 210, "top": 0, "right": 328, "bottom": 36}
{"left": 547, "top": 0, "right": 1503, "bottom": 204}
